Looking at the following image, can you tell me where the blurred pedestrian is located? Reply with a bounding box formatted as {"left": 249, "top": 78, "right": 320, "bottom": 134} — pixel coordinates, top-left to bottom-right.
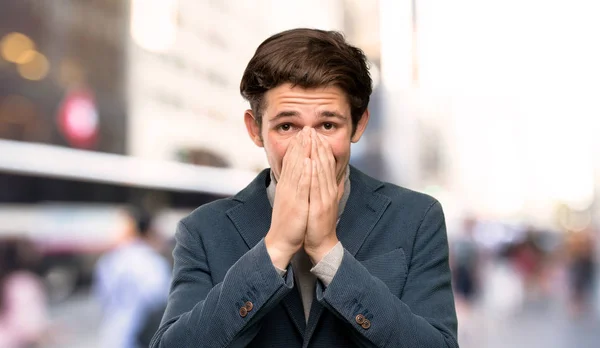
{"left": 451, "top": 217, "right": 480, "bottom": 312}
{"left": 449, "top": 217, "right": 482, "bottom": 346}
{"left": 512, "top": 229, "right": 545, "bottom": 298}
{"left": 566, "top": 229, "right": 596, "bottom": 317}
{"left": 0, "top": 237, "right": 49, "bottom": 348}
{"left": 93, "top": 208, "right": 171, "bottom": 348}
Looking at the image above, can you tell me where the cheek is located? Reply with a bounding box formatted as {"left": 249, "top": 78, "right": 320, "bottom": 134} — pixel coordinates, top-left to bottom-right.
{"left": 267, "top": 139, "right": 288, "bottom": 163}
{"left": 277, "top": 144, "right": 289, "bottom": 162}
{"left": 329, "top": 142, "right": 351, "bottom": 183}
{"left": 328, "top": 139, "right": 350, "bottom": 162}
{"left": 264, "top": 140, "right": 288, "bottom": 180}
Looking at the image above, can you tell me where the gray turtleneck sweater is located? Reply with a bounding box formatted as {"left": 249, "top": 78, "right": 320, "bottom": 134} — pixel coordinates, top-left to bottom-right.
{"left": 266, "top": 167, "right": 350, "bottom": 322}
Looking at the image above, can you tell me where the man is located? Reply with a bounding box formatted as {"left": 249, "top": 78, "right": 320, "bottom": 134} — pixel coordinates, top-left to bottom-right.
{"left": 94, "top": 208, "right": 171, "bottom": 348}
{"left": 151, "top": 28, "right": 458, "bottom": 347}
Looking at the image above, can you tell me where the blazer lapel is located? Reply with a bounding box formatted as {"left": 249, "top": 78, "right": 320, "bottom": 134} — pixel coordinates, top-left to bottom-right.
{"left": 225, "top": 169, "right": 306, "bottom": 336}
{"left": 336, "top": 166, "right": 391, "bottom": 256}
{"left": 303, "top": 166, "right": 391, "bottom": 344}
{"left": 226, "top": 169, "right": 272, "bottom": 249}
{"left": 282, "top": 284, "right": 308, "bottom": 335}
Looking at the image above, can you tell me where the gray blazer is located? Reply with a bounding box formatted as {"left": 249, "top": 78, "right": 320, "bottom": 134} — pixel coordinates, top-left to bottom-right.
{"left": 150, "top": 166, "right": 458, "bottom": 347}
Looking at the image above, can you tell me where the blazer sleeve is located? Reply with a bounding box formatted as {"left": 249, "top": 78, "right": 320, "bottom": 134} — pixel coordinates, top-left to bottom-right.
{"left": 150, "top": 220, "right": 294, "bottom": 348}
{"left": 315, "top": 201, "right": 459, "bottom": 348}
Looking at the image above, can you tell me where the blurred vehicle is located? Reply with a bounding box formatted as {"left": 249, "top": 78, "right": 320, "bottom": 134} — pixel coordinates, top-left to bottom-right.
{"left": 0, "top": 139, "right": 257, "bottom": 303}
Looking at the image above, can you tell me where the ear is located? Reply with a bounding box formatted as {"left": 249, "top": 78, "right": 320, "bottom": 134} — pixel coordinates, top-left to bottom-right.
{"left": 351, "top": 109, "right": 370, "bottom": 143}
{"left": 244, "top": 109, "right": 264, "bottom": 147}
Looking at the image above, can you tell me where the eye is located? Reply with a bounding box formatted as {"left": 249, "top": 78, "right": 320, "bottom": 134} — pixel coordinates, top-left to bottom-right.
{"left": 322, "top": 123, "right": 335, "bottom": 130}
{"left": 279, "top": 123, "right": 292, "bottom": 131}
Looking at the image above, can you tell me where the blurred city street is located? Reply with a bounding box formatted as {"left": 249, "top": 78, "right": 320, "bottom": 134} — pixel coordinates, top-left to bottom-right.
{"left": 459, "top": 277, "right": 600, "bottom": 348}
{"left": 45, "top": 291, "right": 101, "bottom": 348}
{"left": 1, "top": 0, "right": 600, "bottom": 347}
{"left": 461, "top": 301, "right": 600, "bottom": 348}
{"left": 44, "top": 285, "right": 600, "bottom": 348}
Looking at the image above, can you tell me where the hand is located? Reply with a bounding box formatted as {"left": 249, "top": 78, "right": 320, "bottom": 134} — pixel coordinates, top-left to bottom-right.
{"left": 304, "top": 129, "right": 343, "bottom": 264}
{"left": 265, "top": 129, "right": 312, "bottom": 269}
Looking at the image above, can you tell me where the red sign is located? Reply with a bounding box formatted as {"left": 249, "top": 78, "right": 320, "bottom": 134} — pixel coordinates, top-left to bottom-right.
{"left": 57, "top": 89, "right": 99, "bottom": 149}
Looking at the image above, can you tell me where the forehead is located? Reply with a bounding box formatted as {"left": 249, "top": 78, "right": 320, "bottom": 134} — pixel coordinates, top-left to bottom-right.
{"left": 264, "top": 84, "right": 350, "bottom": 115}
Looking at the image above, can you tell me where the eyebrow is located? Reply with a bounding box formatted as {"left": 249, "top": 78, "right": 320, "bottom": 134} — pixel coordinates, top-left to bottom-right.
{"left": 269, "top": 110, "right": 348, "bottom": 122}
{"left": 319, "top": 111, "right": 347, "bottom": 120}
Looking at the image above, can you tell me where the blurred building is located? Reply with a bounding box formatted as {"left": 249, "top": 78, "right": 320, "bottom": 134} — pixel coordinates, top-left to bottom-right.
{"left": 127, "top": 0, "right": 350, "bottom": 172}
{"left": 379, "top": 0, "right": 600, "bottom": 234}
{"left": 342, "top": 0, "right": 386, "bottom": 180}
{"left": 0, "top": 0, "right": 384, "bottom": 302}
{"left": 0, "top": 0, "right": 133, "bottom": 206}
{"left": 0, "top": 0, "right": 129, "bottom": 154}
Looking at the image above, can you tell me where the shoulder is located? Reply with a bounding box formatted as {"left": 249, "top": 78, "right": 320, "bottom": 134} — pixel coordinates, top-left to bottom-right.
{"left": 348, "top": 168, "right": 447, "bottom": 258}
{"left": 350, "top": 166, "right": 440, "bottom": 216}
{"left": 178, "top": 168, "right": 269, "bottom": 234}
{"left": 380, "top": 182, "right": 438, "bottom": 209}
{"left": 180, "top": 197, "right": 240, "bottom": 231}
{"left": 378, "top": 184, "right": 444, "bottom": 235}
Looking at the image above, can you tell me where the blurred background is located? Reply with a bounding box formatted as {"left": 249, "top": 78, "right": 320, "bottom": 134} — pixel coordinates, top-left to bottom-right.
{"left": 0, "top": 0, "right": 599, "bottom": 347}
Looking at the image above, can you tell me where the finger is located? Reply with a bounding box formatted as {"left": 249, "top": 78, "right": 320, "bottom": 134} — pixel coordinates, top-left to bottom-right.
{"left": 316, "top": 134, "right": 336, "bottom": 196}
{"left": 310, "top": 128, "right": 319, "bottom": 165}
{"left": 316, "top": 155, "right": 330, "bottom": 205}
{"left": 297, "top": 157, "right": 311, "bottom": 201}
{"left": 280, "top": 138, "right": 296, "bottom": 178}
{"left": 302, "top": 127, "right": 312, "bottom": 159}
{"left": 281, "top": 135, "right": 300, "bottom": 181}
{"left": 323, "top": 135, "right": 337, "bottom": 190}
{"left": 310, "top": 159, "right": 321, "bottom": 205}
{"left": 319, "top": 133, "right": 336, "bottom": 175}
{"left": 289, "top": 132, "right": 305, "bottom": 183}
{"left": 310, "top": 129, "right": 329, "bottom": 202}
{"left": 313, "top": 134, "right": 333, "bottom": 203}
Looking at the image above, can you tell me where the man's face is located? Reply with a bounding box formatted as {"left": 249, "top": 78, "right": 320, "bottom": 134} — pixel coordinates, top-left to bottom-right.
{"left": 244, "top": 83, "right": 369, "bottom": 184}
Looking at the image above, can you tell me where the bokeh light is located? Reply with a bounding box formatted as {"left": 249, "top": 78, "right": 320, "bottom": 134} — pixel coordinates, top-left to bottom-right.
{"left": 0, "top": 32, "right": 35, "bottom": 63}
{"left": 17, "top": 51, "right": 50, "bottom": 80}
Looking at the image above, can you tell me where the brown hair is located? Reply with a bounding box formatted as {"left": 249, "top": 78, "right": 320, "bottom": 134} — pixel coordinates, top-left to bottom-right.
{"left": 240, "top": 28, "right": 372, "bottom": 135}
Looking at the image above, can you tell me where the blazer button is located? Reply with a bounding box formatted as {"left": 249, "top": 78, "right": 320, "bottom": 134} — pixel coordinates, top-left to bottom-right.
{"left": 355, "top": 314, "right": 365, "bottom": 325}
{"left": 361, "top": 319, "right": 371, "bottom": 330}
{"left": 239, "top": 306, "right": 248, "bottom": 318}
{"left": 245, "top": 301, "right": 254, "bottom": 312}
